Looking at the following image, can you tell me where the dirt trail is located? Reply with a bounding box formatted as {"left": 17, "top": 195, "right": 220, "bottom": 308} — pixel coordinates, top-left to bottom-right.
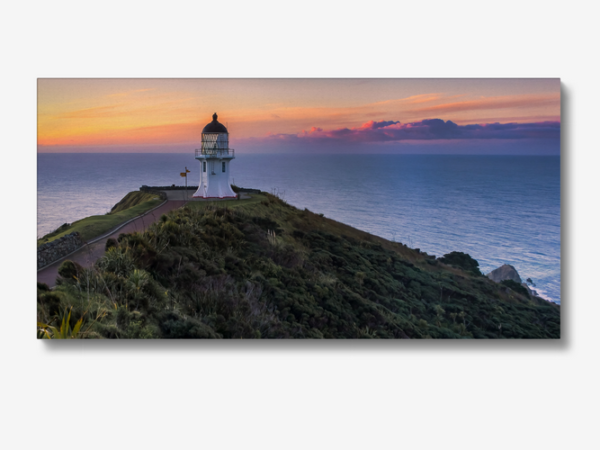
{"left": 37, "top": 200, "right": 186, "bottom": 288}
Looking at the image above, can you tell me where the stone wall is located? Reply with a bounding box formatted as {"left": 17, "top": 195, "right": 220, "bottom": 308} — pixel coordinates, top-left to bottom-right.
{"left": 38, "top": 232, "right": 84, "bottom": 269}
{"left": 140, "top": 185, "right": 261, "bottom": 194}
{"left": 138, "top": 186, "right": 170, "bottom": 198}
{"left": 141, "top": 185, "right": 198, "bottom": 192}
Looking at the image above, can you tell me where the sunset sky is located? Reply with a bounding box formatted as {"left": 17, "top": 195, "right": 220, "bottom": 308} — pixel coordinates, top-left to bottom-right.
{"left": 37, "top": 78, "right": 560, "bottom": 154}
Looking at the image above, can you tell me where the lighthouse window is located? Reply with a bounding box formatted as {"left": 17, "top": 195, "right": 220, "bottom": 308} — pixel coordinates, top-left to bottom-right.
{"left": 222, "top": 162, "right": 226, "bottom": 172}
{"left": 203, "top": 161, "right": 206, "bottom": 173}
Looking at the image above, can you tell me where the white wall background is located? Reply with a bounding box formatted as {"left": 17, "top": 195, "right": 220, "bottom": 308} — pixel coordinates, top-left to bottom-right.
{"left": 2, "top": 1, "right": 598, "bottom": 449}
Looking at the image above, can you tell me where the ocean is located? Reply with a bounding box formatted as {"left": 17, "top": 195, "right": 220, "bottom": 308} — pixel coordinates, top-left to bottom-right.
{"left": 37, "top": 153, "right": 561, "bottom": 303}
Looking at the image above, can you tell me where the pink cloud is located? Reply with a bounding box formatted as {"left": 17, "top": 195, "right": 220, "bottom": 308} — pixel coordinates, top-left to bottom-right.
{"left": 253, "top": 119, "right": 560, "bottom": 145}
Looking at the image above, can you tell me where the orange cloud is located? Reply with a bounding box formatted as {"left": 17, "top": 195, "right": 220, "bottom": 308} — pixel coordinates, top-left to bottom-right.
{"left": 39, "top": 121, "right": 201, "bottom": 147}
{"left": 108, "top": 88, "right": 156, "bottom": 98}
{"left": 37, "top": 79, "right": 561, "bottom": 150}
{"left": 371, "top": 93, "right": 451, "bottom": 106}
{"left": 56, "top": 104, "right": 125, "bottom": 119}
{"left": 218, "top": 92, "right": 560, "bottom": 138}
{"left": 411, "top": 93, "right": 559, "bottom": 115}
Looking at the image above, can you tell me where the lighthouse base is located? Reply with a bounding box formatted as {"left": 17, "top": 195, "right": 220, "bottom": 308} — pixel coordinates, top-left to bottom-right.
{"left": 192, "top": 183, "right": 237, "bottom": 199}
{"left": 192, "top": 195, "right": 238, "bottom": 199}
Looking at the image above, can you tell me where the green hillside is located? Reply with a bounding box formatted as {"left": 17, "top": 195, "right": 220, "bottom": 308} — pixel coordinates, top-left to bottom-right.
{"left": 109, "top": 191, "right": 161, "bottom": 214}
{"left": 37, "top": 192, "right": 560, "bottom": 339}
{"left": 38, "top": 191, "right": 162, "bottom": 245}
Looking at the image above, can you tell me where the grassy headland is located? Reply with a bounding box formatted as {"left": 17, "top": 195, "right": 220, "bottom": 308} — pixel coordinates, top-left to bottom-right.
{"left": 38, "top": 191, "right": 163, "bottom": 245}
{"left": 37, "top": 192, "right": 560, "bottom": 339}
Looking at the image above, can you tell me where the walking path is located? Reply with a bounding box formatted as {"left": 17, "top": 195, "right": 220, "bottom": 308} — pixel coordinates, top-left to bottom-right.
{"left": 37, "top": 199, "right": 187, "bottom": 288}
{"left": 37, "top": 190, "right": 253, "bottom": 288}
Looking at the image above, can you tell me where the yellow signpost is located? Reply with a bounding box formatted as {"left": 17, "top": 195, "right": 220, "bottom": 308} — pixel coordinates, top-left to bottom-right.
{"left": 180, "top": 167, "right": 191, "bottom": 199}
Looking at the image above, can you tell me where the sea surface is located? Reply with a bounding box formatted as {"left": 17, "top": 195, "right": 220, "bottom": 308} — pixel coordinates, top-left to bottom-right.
{"left": 37, "top": 153, "right": 561, "bottom": 303}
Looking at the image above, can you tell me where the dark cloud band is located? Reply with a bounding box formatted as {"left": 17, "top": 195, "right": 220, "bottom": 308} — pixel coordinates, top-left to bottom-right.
{"left": 260, "top": 119, "right": 560, "bottom": 144}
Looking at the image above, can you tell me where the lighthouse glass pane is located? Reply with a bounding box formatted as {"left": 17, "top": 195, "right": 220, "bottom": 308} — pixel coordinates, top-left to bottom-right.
{"left": 202, "top": 134, "right": 219, "bottom": 154}
{"left": 203, "top": 161, "right": 206, "bottom": 172}
{"left": 201, "top": 133, "right": 229, "bottom": 155}
{"left": 222, "top": 162, "right": 226, "bottom": 172}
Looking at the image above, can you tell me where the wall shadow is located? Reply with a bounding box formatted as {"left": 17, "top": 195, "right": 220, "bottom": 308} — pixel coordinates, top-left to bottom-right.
{"left": 41, "top": 334, "right": 566, "bottom": 354}
{"left": 560, "top": 81, "right": 570, "bottom": 346}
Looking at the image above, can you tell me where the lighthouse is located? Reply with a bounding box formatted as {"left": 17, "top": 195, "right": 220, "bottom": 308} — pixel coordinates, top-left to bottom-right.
{"left": 193, "top": 113, "right": 237, "bottom": 199}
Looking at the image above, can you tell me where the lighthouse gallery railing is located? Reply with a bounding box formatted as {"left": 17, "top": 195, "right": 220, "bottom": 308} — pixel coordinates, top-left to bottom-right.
{"left": 195, "top": 148, "right": 235, "bottom": 158}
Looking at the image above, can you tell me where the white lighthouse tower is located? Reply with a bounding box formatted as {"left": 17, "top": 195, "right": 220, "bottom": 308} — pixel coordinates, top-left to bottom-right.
{"left": 193, "top": 113, "right": 237, "bottom": 198}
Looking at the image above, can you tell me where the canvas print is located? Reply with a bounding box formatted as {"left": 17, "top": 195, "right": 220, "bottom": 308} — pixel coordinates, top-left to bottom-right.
{"left": 37, "top": 79, "right": 561, "bottom": 339}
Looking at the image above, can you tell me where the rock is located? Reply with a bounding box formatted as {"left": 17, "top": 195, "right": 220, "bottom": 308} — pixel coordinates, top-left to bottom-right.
{"left": 487, "top": 264, "right": 522, "bottom": 284}
{"left": 488, "top": 264, "right": 544, "bottom": 299}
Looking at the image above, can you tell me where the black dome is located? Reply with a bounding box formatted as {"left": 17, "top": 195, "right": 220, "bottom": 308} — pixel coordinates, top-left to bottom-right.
{"left": 202, "top": 113, "right": 228, "bottom": 133}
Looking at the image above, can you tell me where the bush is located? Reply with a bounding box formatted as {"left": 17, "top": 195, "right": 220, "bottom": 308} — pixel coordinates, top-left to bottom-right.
{"left": 98, "top": 247, "right": 135, "bottom": 277}
{"left": 37, "top": 291, "right": 62, "bottom": 318}
{"left": 501, "top": 279, "right": 530, "bottom": 298}
{"left": 438, "top": 251, "right": 482, "bottom": 276}
{"left": 158, "top": 311, "right": 220, "bottom": 339}
{"left": 105, "top": 238, "right": 118, "bottom": 251}
{"left": 57, "top": 260, "right": 84, "bottom": 282}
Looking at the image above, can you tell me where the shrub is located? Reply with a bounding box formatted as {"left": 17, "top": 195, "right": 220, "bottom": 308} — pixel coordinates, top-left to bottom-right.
{"left": 501, "top": 279, "right": 530, "bottom": 298}
{"left": 38, "top": 307, "right": 85, "bottom": 339}
{"left": 57, "top": 260, "right": 84, "bottom": 282}
{"left": 105, "top": 238, "right": 118, "bottom": 251}
{"left": 438, "top": 251, "right": 483, "bottom": 276}
{"left": 158, "top": 311, "right": 220, "bottom": 339}
{"left": 98, "top": 247, "right": 135, "bottom": 277}
{"left": 37, "top": 291, "right": 62, "bottom": 318}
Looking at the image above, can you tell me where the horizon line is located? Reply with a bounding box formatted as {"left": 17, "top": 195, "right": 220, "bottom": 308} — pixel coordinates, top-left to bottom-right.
{"left": 37, "top": 152, "right": 561, "bottom": 156}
